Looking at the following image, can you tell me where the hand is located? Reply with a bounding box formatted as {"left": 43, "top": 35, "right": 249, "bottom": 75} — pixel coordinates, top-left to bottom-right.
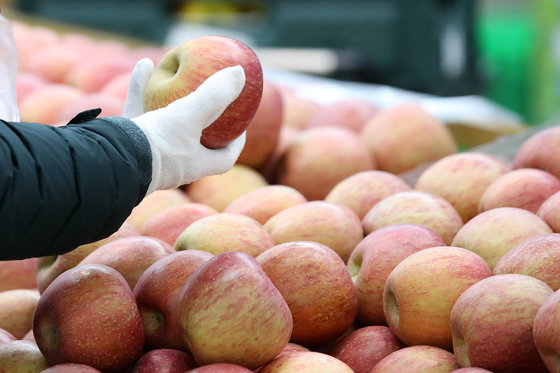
{"left": 124, "top": 58, "right": 247, "bottom": 194}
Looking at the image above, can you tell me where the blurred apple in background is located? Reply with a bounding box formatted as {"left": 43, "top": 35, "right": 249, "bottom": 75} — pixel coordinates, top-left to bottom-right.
{"left": 33, "top": 264, "right": 145, "bottom": 372}
{"left": 450, "top": 274, "right": 552, "bottom": 372}
{"left": 513, "top": 125, "right": 560, "bottom": 179}
{"left": 187, "top": 363, "right": 253, "bottom": 373}
{"left": 533, "top": 288, "right": 560, "bottom": 373}
{"left": 0, "top": 289, "right": 40, "bottom": 340}
{"left": 362, "top": 190, "right": 463, "bottom": 245}
{"left": 257, "top": 241, "right": 357, "bottom": 347}
{"left": 259, "top": 351, "right": 353, "bottom": 373}
{"left": 126, "top": 189, "right": 190, "bottom": 230}
{"left": 13, "top": 23, "right": 59, "bottom": 72}
{"left": 0, "top": 340, "right": 50, "bottom": 373}
{"left": 56, "top": 92, "right": 125, "bottom": 123}
{"left": 0, "top": 257, "right": 37, "bottom": 291}
{"left": 279, "top": 87, "right": 321, "bottom": 130}
{"left": 15, "top": 72, "right": 48, "bottom": 105}
{"left": 25, "top": 43, "right": 80, "bottom": 83}
{"left": 41, "top": 363, "right": 101, "bottom": 372}
{"left": 19, "top": 83, "right": 83, "bottom": 125}
{"left": 308, "top": 99, "right": 378, "bottom": 133}
{"left": 451, "top": 207, "right": 552, "bottom": 270}
{"left": 347, "top": 223, "right": 446, "bottom": 325}
{"left": 259, "top": 125, "right": 301, "bottom": 182}
{"left": 130, "top": 348, "right": 198, "bottom": 373}
{"left": 263, "top": 201, "right": 363, "bottom": 263}
{"left": 144, "top": 35, "right": 263, "bottom": 149}
{"left": 99, "top": 71, "right": 132, "bottom": 103}
{"left": 415, "top": 152, "right": 511, "bottom": 222}
{"left": 371, "top": 345, "right": 459, "bottom": 373}
{"left": 538, "top": 190, "right": 560, "bottom": 233}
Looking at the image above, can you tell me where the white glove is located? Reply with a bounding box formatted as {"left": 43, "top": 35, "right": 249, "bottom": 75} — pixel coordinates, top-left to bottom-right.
{"left": 0, "top": 14, "right": 20, "bottom": 122}
{"left": 123, "top": 58, "right": 247, "bottom": 195}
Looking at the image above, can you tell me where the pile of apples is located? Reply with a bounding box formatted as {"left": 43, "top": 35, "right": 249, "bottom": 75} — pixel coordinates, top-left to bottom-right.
{"left": 3, "top": 20, "right": 560, "bottom": 373}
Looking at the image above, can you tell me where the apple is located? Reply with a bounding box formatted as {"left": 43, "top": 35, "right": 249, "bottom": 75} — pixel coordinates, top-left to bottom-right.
{"left": 279, "top": 87, "right": 321, "bottom": 130}
{"left": 185, "top": 164, "right": 268, "bottom": 211}
{"left": 325, "top": 170, "right": 412, "bottom": 220}
{"left": 0, "top": 289, "right": 40, "bottom": 339}
{"left": 187, "top": 363, "right": 253, "bottom": 372}
{"left": 78, "top": 235, "right": 174, "bottom": 290}
{"left": 223, "top": 185, "right": 307, "bottom": 225}
{"left": 360, "top": 103, "right": 457, "bottom": 174}
{"left": 478, "top": 168, "right": 560, "bottom": 213}
{"left": 362, "top": 190, "right": 463, "bottom": 245}
{"left": 513, "top": 125, "right": 560, "bottom": 179}
{"left": 308, "top": 99, "right": 378, "bottom": 133}
{"left": 130, "top": 348, "right": 198, "bottom": 372}
{"left": 176, "top": 251, "right": 292, "bottom": 369}
{"left": 259, "top": 125, "right": 301, "bottom": 183}
{"left": 237, "top": 80, "right": 284, "bottom": 168}
{"left": 347, "top": 223, "right": 446, "bottom": 325}
{"left": 0, "top": 340, "right": 50, "bottom": 373}
{"left": 126, "top": 189, "right": 190, "bottom": 230}
{"left": 56, "top": 92, "right": 125, "bottom": 123}
{"left": 41, "top": 363, "right": 101, "bottom": 372}
{"left": 371, "top": 345, "right": 459, "bottom": 373}
{"left": 13, "top": 23, "right": 59, "bottom": 72}
{"left": 450, "top": 274, "right": 552, "bottom": 372}
{"left": 99, "top": 71, "right": 132, "bottom": 103}
{"left": 19, "top": 83, "right": 83, "bottom": 125}
{"left": 263, "top": 201, "right": 363, "bottom": 263}
{"left": 0, "top": 257, "right": 38, "bottom": 291}
{"left": 143, "top": 35, "right": 263, "bottom": 149}
{"left": 33, "top": 264, "right": 145, "bottom": 372}
{"left": 384, "top": 246, "right": 492, "bottom": 350}
{"left": 258, "top": 351, "right": 353, "bottom": 373}
{"left": 415, "top": 152, "right": 511, "bottom": 222}
{"left": 256, "top": 241, "right": 357, "bottom": 347}
{"left": 533, "top": 288, "right": 560, "bottom": 373}
{"left": 537, "top": 191, "right": 560, "bottom": 233}
{"left": 140, "top": 202, "right": 218, "bottom": 246}
{"left": 22, "top": 329, "right": 35, "bottom": 343}
{"left": 25, "top": 43, "right": 80, "bottom": 83}
{"left": 451, "top": 207, "right": 552, "bottom": 270}
{"left": 133, "top": 250, "right": 214, "bottom": 350}
{"left": 450, "top": 369, "right": 493, "bottom": 373}
{"left": 15, "top": 72, "right": 48, "bottom": 105}
{"left": 0, "top": 328, "right": 16, "bottom": 344}
{"left": 275, "top": 126, "right": 375, "bottom": 201}
{"left": 329, "top": 326, "right": 404, "bottom": 373}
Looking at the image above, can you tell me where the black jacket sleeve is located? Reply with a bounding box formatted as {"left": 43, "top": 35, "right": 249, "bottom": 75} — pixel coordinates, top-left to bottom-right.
{"left": 0, "top": 111, "right": 152, "bottom": 260}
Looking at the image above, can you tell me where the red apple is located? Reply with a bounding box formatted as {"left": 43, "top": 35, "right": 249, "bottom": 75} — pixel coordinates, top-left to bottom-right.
{"left": 279, "top": 87, "right": 321, "bottom": 130}
{"left": 538, "top": 191, "right": 560, "bottom": 233}
{"left": 130, "top": 348, "right": 198, "bottom": 372}
{"left": 0, "top": 340, "right": 50, "bottom": 373}
{"left": 450, "top": 369, "right": 493, "bottom": 373}
{"left": 144, "top": 35, "right": 263, "bottom": 149}
{"left": 33, "top": 264, "right": 145, "bottom": 372}
{"left": 513, "top": 125, "right": 560, "bottom": 179}
{"left": 41, "top": 363, "right": 101, "bottom": 372}
{"left": 533, "top": 288, "right": 560, "bottom": 373}
{"left": 0, "top": 257, "right": 37, "bottom": 291}
{"left": 15, "top": 72, "right": 48, "bottom": 105}
{"left": 258, "top": 351, "right": 353, "bottom": 373}
{"left": 19, "top": 83, "right": 83, "bottom": 125}
{"left": 187, "top": 363, "right": 253, "bottom": 372}
{"left": 450, "top": 274, "right": 552, "bottom": 372}
{"left": 308, "top": 99, "right": 378, "bottom": 133}
{"left": 56, "top": 92, "right": 125, "bottom": 123}
{"left": 126, "top": 188, "right": 190, "bottom": 230}
{"left": 371, "top": 345, "right": 459, "bottom": 373}
{"left": 0, "top": 289, "right": 40, "bottom": 340}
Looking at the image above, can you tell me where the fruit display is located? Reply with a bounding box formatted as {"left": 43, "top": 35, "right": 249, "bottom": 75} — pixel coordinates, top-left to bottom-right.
{"left": 5, "top": 18, "right": 560, "bottom": 373}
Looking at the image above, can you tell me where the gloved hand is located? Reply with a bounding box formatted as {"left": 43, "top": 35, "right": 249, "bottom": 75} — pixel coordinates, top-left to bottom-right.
{"left": 123, "top": 58, "right": 247, "bottom": 194}
{"left": 0, "top": 14, "right": 20, "bottom": 122}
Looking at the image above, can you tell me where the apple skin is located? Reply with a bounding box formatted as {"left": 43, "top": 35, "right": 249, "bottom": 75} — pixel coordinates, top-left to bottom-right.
{"left": 347, "top": 223, "right": 446, "bottom": 325}
{"left": 362, "top": 190, "right": 463, "bottom": 245}
{"left": 258, "top": 351, "right": 353, "bottom": 373}
{"left": 538, "top": 190, "right": 560, "bottom": 233}
{"left": 33, "top": 264, "right": 145, "bottom": 373}
{"left": 133, "top": 250, "right": 214, "bottom": 350}
{"left": 130, "top": 348, "right": 198, "bottom": 373}
{"left": 478, "top": 168, "right": 560, "bottom": 214}
{"left": 126, "top": 189, "right": 191, "bottom": 231}
{"left": 494, "top": 233, "right": 560, "bottom": 290}
{"left": 144, "top": 35, "right": 263, "bottom": 149}
{"left": 0, "top": 289, "right": 41, "bottom": 340}
{"left": 176, "top": 251, "right": 292, "bottom": 369}
{"left": 384, "top": 246, "right": 492, "bottom": 350}
{"left": 19, "top": 83, "right": 83, "bottom": 125}
{"left": 450, "top": 274, "right": 552, "bottom": 372}
{"left": 308, "top": 99, "right": 378, "bottom": 133}
{"left": 187, "top": 363, "right": 254, "bottom": 372}
{"left": 41, "top": 363, "right": 101, "bottom": 372}
{"left": 371, "top": 345, "right": 459, "bottom": 373}
{"left": 0, "top": 340, "right": 50, "bottom": 373}
{"left": 0, "top": 257, "right": 38, "bottom": 291}
{"left": 256, "top": 241, "right": 357, "bottom": 347}
{"left": 533, "top": 288, "right": 560, "bottom": 373}
{"left": 451, "top": 207, "right": 552, "bottom": 270}
{"left": 278, "top": 86, "right": 321, "bottom": 130}
{"left": 450, "top": 369, "right": 493, "bottom": 373}
{"left": 513, "top": 125, "right": 560, "bottom": 179}
{"left": 0, "top": 328, "right": 16, "bottom": 344}
{"left": 329, "top": 325, "right": 404, "bottom": 373}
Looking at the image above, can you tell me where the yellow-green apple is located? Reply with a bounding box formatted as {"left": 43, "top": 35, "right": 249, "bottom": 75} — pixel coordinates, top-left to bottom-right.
{"left": 494, "top": 233, "right": 560, "bottom": 290}
{"left": 130, "top": 348, "right": 198, "bottom": 372}
{"left": 174, "top": 212, "right": 275, "bottom": 256}
{"left": 414, "top": 152, "right": 511, "bottom": 222}
{"left": 0, "top": 328, "right": 16, "bottom": 344}
{"left": 360, "top": 103, "right": 457, "bottom": 174}
{"left": 36, "top": 221, "right": 139, "bottom": 294}
{"left": 275, "top": 126, "right": 375, "bottom": 201}
{"left": 347, "top": 223, "right": 446, "bottom": 325}
{"left": 371, "top": 345, "right": 459, "bottom": 373}
{"left": 256, "top": 241, "right": 357, "bottom": 346}
{"left": 126, "top": 188, "right": 190, "bottom": 230}
{"left": 188, "top": 363, "right": 253, "bottom": 372}
{"left": 176, "top": 251, "right": 292, "bottom": 369}
{"left": 478, "top": 168, "right": 560, "bottom": 213}
{"left": 237, "top": 79, "right": 283, "bottom": 168}
{"left": 451, "top": 207, "right": 552, "bottom": 270}
{"left": 362, "top": 190, "right": 463, "bottom": 245}
{"left": 223, "top": 185, "right": 307, "bottom": 225}
{"left": 143, "top": 35, "right": 263, "bottom": 149}
{"left": 0, "top": 289, "right": 40, "bottom": 339}
{"left": 78, "top": 235, "right": 174, "bottom": 290}
{"left": 19, "top": 83, "right": 83, "bottom": 125}
{"left": 140, "top": 202, "right": 218, "bottom": 246}
{"left": 185, "top": 164, "right": 268, "bottom": 211}
{"left": 513, "top": 125, "right": 560, "bottom": 179}
{"left": 308, "top": 99, "right": 378, "bottom": 133}
{"left": 15, "top": 72, "right": 48, "bottom": 106}
{"left": 538, "top": 191, "right": 560, "bottom": 233}
{"left": 258, "top": 351, "right": 353, "bottom": 373}
{"left": 0, "top": 340, "right": 50, "bottom": 373}
{"left": 533, "top": 288, "right": 560, "bottom": 373}
{"left": 41, "top": 363, "right": 101, "bottom": 372}
{"left": 329, "top": 326, "right": 404, "bottom": 373}
{"left": 325, "top": 170, "right": 411, "bottom": 220}
{"left": 0, "top": 257, "right": 37, "bottom": 291}
{"left": 263, "top": 201, "right": 363, "bottom": 263}
{"left": 450, "top": 274, "right": 552, "bottom": 372}
{"left": 384, "top": 246, "right": 492, "bottom": 350}
{"left": 133, "top": 250, "right": 213, "bottom": 350}
{"left": 279, "top": 87, "right": 321, "bottom": 130}
{"left": 33, "top": 264, "right": 145, "bottom": 372}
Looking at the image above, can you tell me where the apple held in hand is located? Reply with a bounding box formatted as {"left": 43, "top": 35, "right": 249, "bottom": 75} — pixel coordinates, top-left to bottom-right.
{"left": 144, "top": 35, "right": 263, "bottom": 149}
